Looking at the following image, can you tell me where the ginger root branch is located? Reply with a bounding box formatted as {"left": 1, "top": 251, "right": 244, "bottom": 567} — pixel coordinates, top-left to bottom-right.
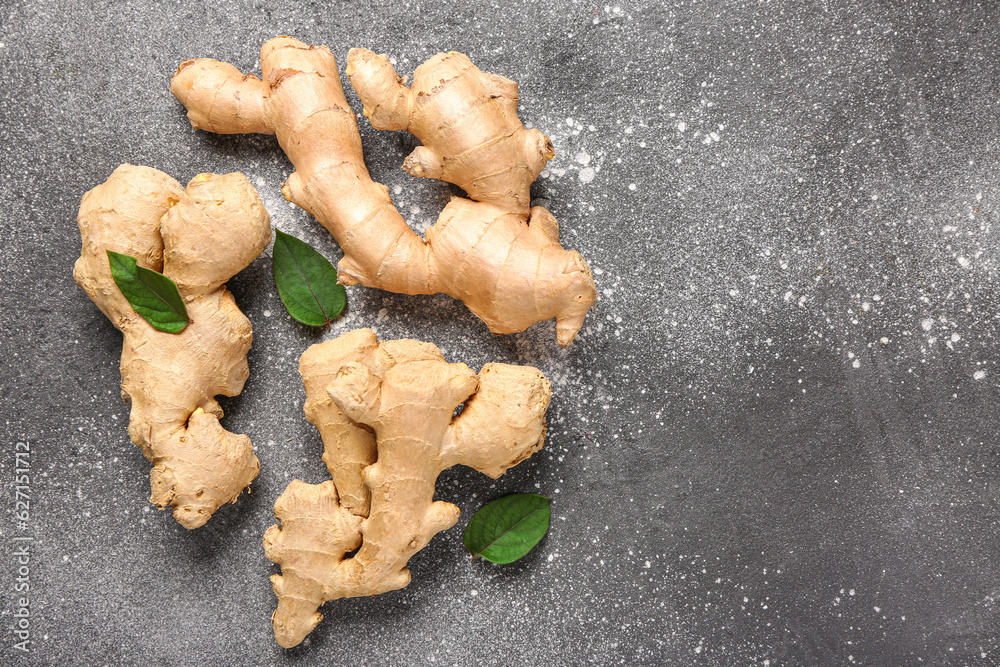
{"left": 74, "top": 165, "right": 270, "bottom": 528}
{"left": 264, "top": 328, "right": 550, "bottom": 647}
{"left": 171, "top": 37, "right": 595, "bottom": 346}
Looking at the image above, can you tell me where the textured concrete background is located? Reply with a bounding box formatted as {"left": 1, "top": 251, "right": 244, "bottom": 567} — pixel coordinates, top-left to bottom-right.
{"left": 2, "top": 1, "right": 1000, "bottom": 665}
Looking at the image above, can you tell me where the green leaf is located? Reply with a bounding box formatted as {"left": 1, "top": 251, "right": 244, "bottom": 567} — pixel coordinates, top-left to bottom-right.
{"left": 464, "top": 493, "right": 551, "bottom": 564}
{"left": 106, "top": 250, "right": 189, "bottom": 334}
{"left": 272, "top": 229, "right": 347, "bottom": 327}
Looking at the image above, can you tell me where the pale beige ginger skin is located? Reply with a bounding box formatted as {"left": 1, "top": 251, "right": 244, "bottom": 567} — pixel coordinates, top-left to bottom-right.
{"left": 345, "top": 48, "right": 551, "bottom": 215}
{"left": 297, "top": 328, "right": 444, "bottom": 517}
{"left": 345, "top": 48, "right": 597, "bottom": 346}
{"left": 263, "top": 328, "right": 551, "bottom": 648}
{"left": 169, "top": 36, "right": 596, "bottom": 346}
{"left": 73, "top": 164, "right": 271, "bottom": 529}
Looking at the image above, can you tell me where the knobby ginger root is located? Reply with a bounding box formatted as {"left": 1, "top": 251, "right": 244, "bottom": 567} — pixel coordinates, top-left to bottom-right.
{"left": 74, "top": 165, "right": 271, "bottom": 528}
{"left": 345, "top": 48, "right": 551, "bottom": 217}
{"left": 170, "top": 36, "right": 596, "bottom": 346}
{"left": 346, "top": 46, "right": 598, "bottom": 346}
{"left": 263, "top": 328, "right": 551, "bottom": 647}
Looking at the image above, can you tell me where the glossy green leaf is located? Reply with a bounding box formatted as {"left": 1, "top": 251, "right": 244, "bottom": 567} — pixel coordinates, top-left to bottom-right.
{"left": 464, "top": 493, "right": 551, "bottom": 564}
{"left": 106, "top": 250, "right": 189, "bottom": 333}
{"left": 272, "top": 229, "right": 346, "bottom": 327}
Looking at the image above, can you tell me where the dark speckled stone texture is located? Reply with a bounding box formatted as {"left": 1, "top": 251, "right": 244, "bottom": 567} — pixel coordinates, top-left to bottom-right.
{"left": 2, "top": 1, "right": 1000, "bottom": 665}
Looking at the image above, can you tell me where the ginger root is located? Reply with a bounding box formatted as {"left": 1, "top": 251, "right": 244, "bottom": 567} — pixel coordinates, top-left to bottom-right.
{"left": 263, "top": 328, "right": 551, "bottom": 647}
{"left": 170, "top": 37, "right": 596, "bottom": 346}
{"left": 73, "top": 165, "right": 271, "bottom": 528}
{"left": 346, "top": 48, "right": 551, "bottom": 217}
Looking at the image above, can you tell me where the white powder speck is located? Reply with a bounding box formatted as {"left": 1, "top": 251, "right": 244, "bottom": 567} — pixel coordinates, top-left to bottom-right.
{"left": 677, "top": 121, "right": 687, "bottom": 132}
{"left": 958, "top": 256, "right": 971, "bottom": 268}
{"left": 849, "top": 589, "right": 856, "bottom": 596}
{"left": 974, "top": 370, "right": 986, "bottom": 380}
{"left": 628, "top": 183, "right": 637, "bottom": 191}
{"left": 470, "top": 590, "right": 478, "bottom": 596}
{"left": 575, "top": 151, "right": 592, "bottom": 166}
{"left": 579, "top": 167, "right": 596, "bottom": 184}
{"left": 951, "top": 333, "right": 961, "bottom": 342}
{"left": 874, "top": 606, "right": 881, "bottom": 613}
{"left": 880, "top": 337, "right": 888, "bottom": 344}
{"left": 392, "top": 185, "right": 402, "bottom": 195}
{"left": 694, "top": 646, "right": 702, "bottom": 654}
{"left": 644, "top": 560, "right": 651, "bottom": 568}
{"left": 263, "top": 310, "right": 271, "bottom": 317}
{"left": 921, "top": 319, "right": 934, "bottom": 331}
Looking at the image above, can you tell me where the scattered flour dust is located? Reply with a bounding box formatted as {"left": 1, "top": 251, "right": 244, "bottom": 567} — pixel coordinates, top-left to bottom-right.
{"left": 536, "top": 116, "right": 605, "bottom": 186}
{"left": 586, "top": 111, "right": 998, "bottom": 400}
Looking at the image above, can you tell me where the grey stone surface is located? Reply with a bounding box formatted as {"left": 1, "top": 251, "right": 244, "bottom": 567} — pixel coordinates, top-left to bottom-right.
{"left": 2, "top": 0, "right": 1000, "bottom": 664}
